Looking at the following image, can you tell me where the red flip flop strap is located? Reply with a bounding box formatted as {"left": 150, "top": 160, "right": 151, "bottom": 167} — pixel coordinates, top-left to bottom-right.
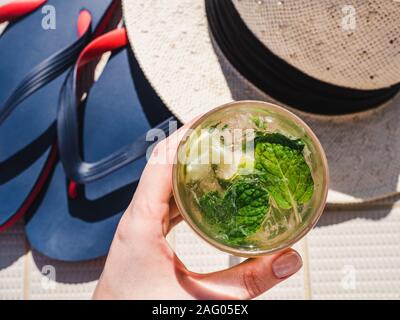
{"left": 77, "top": 28, "right": 128, "bottom": 70}
{"left": 0, "top": 0, "right": 46, "bottom": 24}
{"left": 93, "top": 0, "right": 121, "bottom": 38}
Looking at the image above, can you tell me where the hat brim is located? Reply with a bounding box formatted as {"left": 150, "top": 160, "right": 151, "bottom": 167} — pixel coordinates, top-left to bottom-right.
{"left": 122, "top": 0, "right": 400, "bottom": 205}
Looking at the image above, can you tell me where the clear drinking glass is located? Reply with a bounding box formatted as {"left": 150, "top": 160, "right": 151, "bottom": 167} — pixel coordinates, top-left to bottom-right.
{"left": 173, "top": 100, "right": 329, "bottom": 257}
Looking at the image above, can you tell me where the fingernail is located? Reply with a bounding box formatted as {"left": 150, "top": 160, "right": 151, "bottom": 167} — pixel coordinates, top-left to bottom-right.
{"left": 272, "top": 251, "right": 302, "bottom": 279}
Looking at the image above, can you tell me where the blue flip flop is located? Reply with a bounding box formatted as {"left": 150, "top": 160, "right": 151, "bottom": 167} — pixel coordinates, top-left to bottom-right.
{"left": 0, "top": 0, "right": 119, "bottom": 231}
{"left": 24, "top": 28, "right": 178, "bottom": 261}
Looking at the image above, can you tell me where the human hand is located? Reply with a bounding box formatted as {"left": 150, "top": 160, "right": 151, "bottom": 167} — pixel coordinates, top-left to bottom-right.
{"left": 93, "top": 122, "right": 303, "bottom": 300}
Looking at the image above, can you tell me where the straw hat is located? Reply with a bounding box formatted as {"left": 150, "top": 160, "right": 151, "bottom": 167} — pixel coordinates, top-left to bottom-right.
{"left": 122, "top": 0, "right": 400, "bottom": 206}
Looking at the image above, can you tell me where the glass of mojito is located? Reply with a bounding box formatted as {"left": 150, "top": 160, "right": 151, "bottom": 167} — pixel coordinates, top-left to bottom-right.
{"left": 173, "top": 101, "right": 329, "bottom": 256}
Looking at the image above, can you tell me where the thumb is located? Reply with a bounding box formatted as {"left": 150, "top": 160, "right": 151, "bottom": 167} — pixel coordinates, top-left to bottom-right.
{"left": 199, "top": 249, "right": 302, "bottom": 300}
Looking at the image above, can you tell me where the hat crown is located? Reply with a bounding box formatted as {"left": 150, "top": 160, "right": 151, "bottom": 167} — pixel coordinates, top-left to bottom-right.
{"left": 233, "top": 0, "right": 400, "bottom": 90}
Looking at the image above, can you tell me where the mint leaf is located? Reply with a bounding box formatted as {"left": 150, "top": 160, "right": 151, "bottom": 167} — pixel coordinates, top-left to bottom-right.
{"left": 196, "top": 131, "right": 314, "bottom": 245}
{"left": 199, "top": 177, "right": 269, "bottom": 245}
{"left": 255, "top": 141, "right": 314, "bottom": 224}
{"left": 198, "top": 191, "right": 227, "bottom": 225}
{"left": 224, "top": 177, "right": 269, "bottom": 242}
{"left": 255, "top": 132, "right": 305, "bottom": 151}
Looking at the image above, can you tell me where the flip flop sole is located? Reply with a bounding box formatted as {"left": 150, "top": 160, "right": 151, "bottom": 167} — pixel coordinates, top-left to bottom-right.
{"left": 0, "top": 0, "right": 115, "bottom": 227}
{"left": 25, "top": 48, "right": 167, "bottom": 261}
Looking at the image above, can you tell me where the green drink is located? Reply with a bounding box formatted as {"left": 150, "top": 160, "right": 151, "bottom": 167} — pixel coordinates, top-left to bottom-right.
{"left": 173, "top": 101, "right": 329, "bottom": 256}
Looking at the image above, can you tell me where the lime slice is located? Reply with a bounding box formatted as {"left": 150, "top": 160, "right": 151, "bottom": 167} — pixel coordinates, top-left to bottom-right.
{"left": 185, "top": 128, "right": 255, "bottom": 182}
